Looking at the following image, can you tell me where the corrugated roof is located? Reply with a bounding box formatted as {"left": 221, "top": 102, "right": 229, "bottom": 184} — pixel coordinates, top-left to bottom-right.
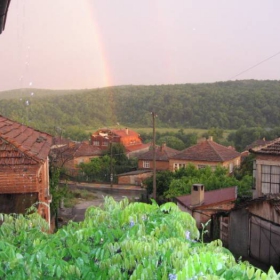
{"left": 171, "top": 139, "right": 240, "bottom": 162}
{"left": 0, "top": 115, "right": 52, "bottom": 164}
{"left": 176, "top": 186, "right": 237, "bottom": 209}
{"left": 138, "top": 144, "right": 179, "bottom": 161}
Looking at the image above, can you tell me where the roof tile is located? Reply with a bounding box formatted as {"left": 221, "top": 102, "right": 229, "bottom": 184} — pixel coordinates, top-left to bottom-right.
{"left": 0, "top": 115, "right": 52, "bottom": 164}
{"left": 138, "top": 144, "right": 179, "bottom": 161}
{"left": 171, "top": 139, "right": 240, "bottom": 162}
{"left": 176, "top": 186, "right": 237, "bottom": 208}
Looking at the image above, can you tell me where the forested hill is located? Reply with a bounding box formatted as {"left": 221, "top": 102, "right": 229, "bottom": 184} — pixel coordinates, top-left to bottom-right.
{"left": 0, "top": 80, "right": 280, "bottom": 132}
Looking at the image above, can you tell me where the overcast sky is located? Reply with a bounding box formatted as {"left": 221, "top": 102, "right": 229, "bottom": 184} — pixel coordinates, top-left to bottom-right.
{"left": 0, "top": 0, "right": 280, "bottom": 91}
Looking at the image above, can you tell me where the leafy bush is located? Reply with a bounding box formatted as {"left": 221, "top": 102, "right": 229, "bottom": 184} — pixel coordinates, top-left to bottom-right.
{"left": 0, "top": 198, "right": 278, "bottom": 279}
{"left": 145, "top": 164, "right": 253, "bottom": 200}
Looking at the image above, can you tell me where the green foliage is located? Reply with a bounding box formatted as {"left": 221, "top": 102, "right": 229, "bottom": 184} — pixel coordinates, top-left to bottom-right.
{"left": 63, "top": 126, "right": 90, "bottom": 141}
{"left": 234, "top": 154, "right": 255, "bottom": 180}
{"left": 228, "top": 126, "right": 280, "bottom": 152}
{"left": 2, "top": 80, "right": 280, "bottom": 133}
{"left": 227, "top": 126, "right": 266, "bottom": 151}
{"left": 145, "top": 164, "right": 253, "bottom": 200}
{"left": 49, "top": 167, "right": 69, "bottom": 217}
{"left": 102, "top": 143, "right": 128, "bottom": 165}
{"left": 0, "top": 197, "right": 278, "bottom": 279}
{"left": 79, "top": 144, "right": 137, "bottom": 183}
{"left": 140, "top": 129, "right": 198, "bottom": 150}
{"left": 202, "top": 127, "right": 224, "bottom": 143}
{"left": 145, "top": 170, "right": 174, "bottom": 202}
{"left": 158, "top": 135, "right": 185, "bottom": 150}
{"left": 79, "top": 155, "right": 113, "bottom": 182}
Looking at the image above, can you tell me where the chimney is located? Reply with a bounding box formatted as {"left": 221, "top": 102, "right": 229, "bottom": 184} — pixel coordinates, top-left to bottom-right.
{"left": 125, "top": 128, "right": 128, "bottom": 135}
{"left": 161, "top": 142, "right": 166, "bottom": 151}
{"left": 191, "top": 184, "right": 205, "bottom": 206}
{"left": 208, "top": 136, "right": 213, "bottom": 141}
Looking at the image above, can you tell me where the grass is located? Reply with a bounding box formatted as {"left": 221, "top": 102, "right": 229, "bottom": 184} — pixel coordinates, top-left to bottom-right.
{"left": 63, "top": 188, "right": 97, "bottom": 208}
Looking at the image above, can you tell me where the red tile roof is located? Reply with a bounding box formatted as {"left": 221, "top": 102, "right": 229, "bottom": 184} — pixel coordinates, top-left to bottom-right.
{"left": 171, "top": 139, "right": 240, "bottom": 162}
{"left": 125, "top": 143, "right": 151, "bottom": 153}
{"left": 176, "top": 186, "right": 237, "bottom": 209}
{"left": 92, "top": 128, "right": 140, "bottom": 139}
{"left": 52, "top": 142, "right": 102, "bottom": 158}
{"left": 74, "top": 142, "right": 102, "bottom": 157}
{"left": 111, "top": 128, "right": 140, "bottom": 139}
{"left": 250, "top": 137, "right": 280, "bottom": 156}
{"left": 52, "top": 137, "right": 72, "bottom": 148}
{"left": 0, "top": 115, "right": 52, "bottom": 165}
{"left": 246, "top": 138, "right": 271, "bottom": 151}
{"left": 138, "top": 144, "right": 179, "bottom": 161}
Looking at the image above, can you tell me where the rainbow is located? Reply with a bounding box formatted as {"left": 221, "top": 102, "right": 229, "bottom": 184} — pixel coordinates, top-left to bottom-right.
{"left": 83, "top": 1, "right": 112, "bottom": 88}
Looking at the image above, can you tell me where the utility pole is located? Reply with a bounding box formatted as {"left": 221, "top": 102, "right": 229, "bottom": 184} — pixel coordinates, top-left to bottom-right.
{"left": 151, "top": 112, "right": 157, "bottom": 200}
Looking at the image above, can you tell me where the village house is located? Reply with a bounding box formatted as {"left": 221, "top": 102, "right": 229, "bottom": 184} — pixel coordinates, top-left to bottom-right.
{"left": 176, "top": 184, "right": 237, "bottom": 231}
{"left": 138, "top": 143, "right": 179, "bottom": 171}
{"left": 169, "top": 137, "right": 241, "bottom": 173}
{"left": 50, "top": 140, "right": 102, "bottom": 177}
{"left": 0, "top": 115, "right": 52, "bottom": 226}
{"left": 250, "top": 137, "right": 280, "bottom": 198}
{"left": 91, "top": 128, "right": 150, "bottom": 158}
{"left": 223, "top": 138, "right": 280, "bottom": 269}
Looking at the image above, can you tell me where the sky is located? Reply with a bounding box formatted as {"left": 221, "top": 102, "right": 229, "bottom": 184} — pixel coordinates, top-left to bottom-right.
{"left": 0, "top": 0, "right": 280, "bottom": 91}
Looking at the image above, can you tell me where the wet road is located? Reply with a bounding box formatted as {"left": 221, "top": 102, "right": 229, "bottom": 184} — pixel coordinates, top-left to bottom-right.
{"left": 59, "top": 182, "right": 148, "bottom": 222}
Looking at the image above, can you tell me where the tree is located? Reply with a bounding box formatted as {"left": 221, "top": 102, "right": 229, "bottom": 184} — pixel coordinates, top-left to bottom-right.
{"left": 202, "top": 127, "right": 224, "bottom": 143}
{"left": 146, "top": 164, "right": 253, "bottom": 200}
{"left": 0, "top": 197, "right": 278, "bottom": 279}
{"left": 79, "top": 155, "right": 113, "bottom": 182}
{"left": 145, "top": 170, "right": 174, "bottom": 202}
{"left": 49, "top": 166, "right": 69, "bottom": 228}
{"left": 158, "top": 135, "right": 185, "bottom": 150}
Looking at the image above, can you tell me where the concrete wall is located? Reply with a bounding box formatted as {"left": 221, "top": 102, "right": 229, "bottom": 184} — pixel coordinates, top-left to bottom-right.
{"left": 118, "top": 172, "right": 152, "bottom": 185}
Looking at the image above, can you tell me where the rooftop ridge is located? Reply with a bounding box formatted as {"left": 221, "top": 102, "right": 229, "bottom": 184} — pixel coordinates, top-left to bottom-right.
{"left": 207, "top": 140, "right": 224, "bottom": 161}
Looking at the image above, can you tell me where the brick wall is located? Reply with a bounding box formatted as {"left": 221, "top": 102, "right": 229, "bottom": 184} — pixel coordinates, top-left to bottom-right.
{"left": 138, "top": 159, "right": 169, "bottom": 170}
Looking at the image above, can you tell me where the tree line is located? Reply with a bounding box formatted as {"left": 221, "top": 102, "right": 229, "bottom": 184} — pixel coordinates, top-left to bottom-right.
{"left": 1, "top": 80, "right": 280, "bottom": 137}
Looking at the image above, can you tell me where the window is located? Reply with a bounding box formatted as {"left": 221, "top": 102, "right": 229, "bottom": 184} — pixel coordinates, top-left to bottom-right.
{"left": 229, "top": 163, "right": 233, "bottom": 173}
{"left": 93, "top": 141, "right": 99, "bottom": 146}
{"left": 261, "top": 165, "right": 280, "bottom": 194}
{"left": 143, "top": 161, "right": 150, "bottom": 168}
{"left": 198, "top": 165, "right": 207, "bottom": 169}
{"left": 174, "top": 163, "right": 185, "bottom": 171}
{"left": 102, "top": 141, "right": 108, "bottom": 146}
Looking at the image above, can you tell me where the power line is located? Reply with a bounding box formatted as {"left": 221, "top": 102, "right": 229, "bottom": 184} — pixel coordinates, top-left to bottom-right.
{"left": 230, "top": 51, "right": 280, "bottom": 80}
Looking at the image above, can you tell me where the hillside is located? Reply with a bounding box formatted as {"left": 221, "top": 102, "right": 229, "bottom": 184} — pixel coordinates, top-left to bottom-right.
{"left": 0, "top": 80, "right": 280, "bottom": 134}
